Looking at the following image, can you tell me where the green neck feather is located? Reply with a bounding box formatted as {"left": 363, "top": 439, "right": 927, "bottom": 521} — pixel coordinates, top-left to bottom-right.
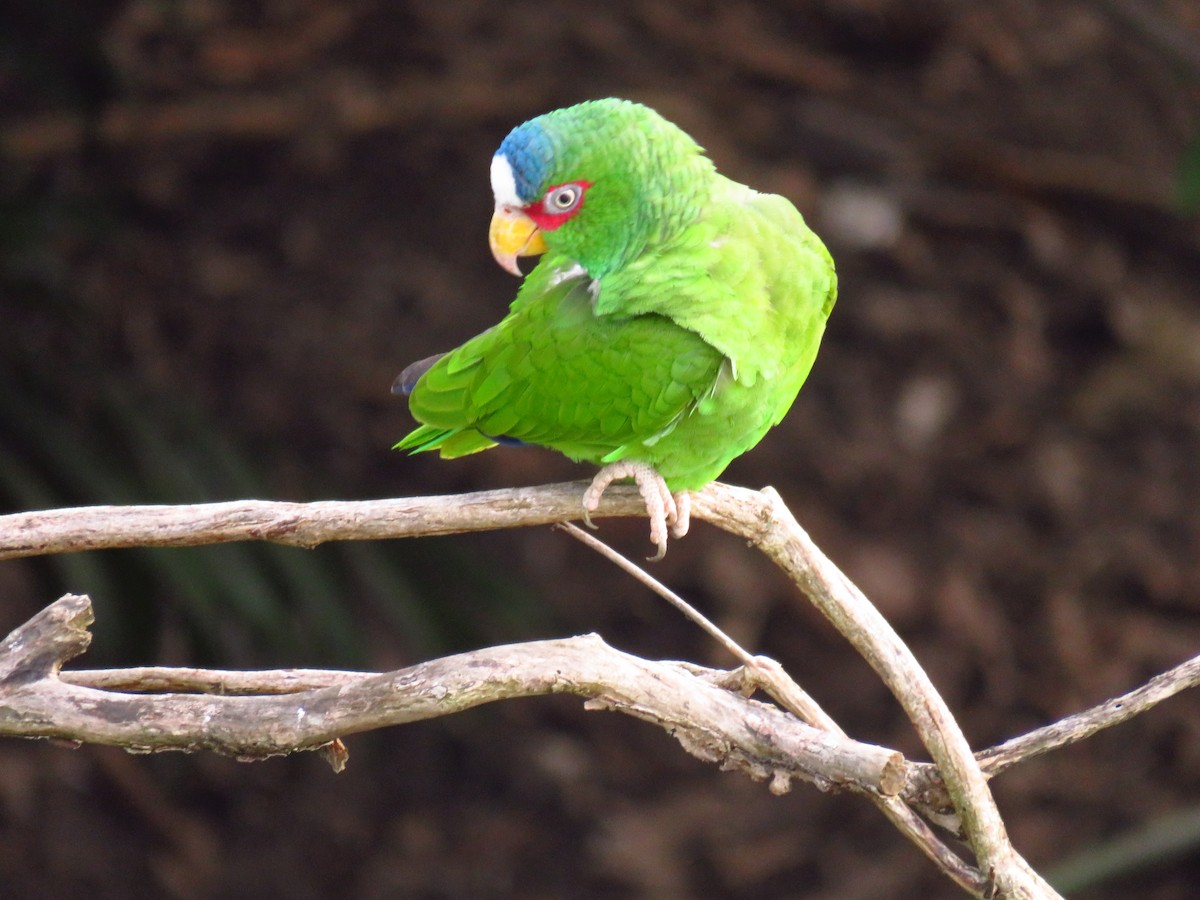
{"left": 535, "top": 100, "right": 716, "bottom": 278}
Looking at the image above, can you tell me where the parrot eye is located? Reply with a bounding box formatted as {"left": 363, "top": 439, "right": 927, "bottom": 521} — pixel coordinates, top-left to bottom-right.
{"left": 543, "top": 183, "right": 585, "bottom": 215}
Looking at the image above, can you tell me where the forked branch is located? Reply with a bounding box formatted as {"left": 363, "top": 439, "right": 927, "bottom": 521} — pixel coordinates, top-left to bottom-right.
{"left": 5, "top": 482, "right": 1193, "bottom": 897}
{"left": 1, "top": 594, "right": 903, "bottom": 791}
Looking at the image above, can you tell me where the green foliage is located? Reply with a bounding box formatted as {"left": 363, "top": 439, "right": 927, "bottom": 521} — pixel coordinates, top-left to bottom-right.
{"left": 1178, "top": 131, "right": 1200, "bottom": 214}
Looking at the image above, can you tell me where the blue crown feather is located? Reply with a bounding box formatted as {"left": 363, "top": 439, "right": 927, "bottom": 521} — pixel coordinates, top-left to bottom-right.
{"left": 497, "top": 121, "right": 556, "bottom": 203}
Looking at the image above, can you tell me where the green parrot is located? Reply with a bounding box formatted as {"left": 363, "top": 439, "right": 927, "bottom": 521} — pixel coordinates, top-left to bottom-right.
{"left": 394, "top": 98, "right": 836, "bottom": 558}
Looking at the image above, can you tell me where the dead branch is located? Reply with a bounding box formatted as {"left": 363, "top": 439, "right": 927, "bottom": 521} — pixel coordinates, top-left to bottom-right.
{"left": 4, "top": 594, "right": 903, "bottom": 794}
{"left": 0, "top": 482, "right": 638, "bottom": 560}
{"left": 12, "top": 481, "right": 1194, "bottom": 895}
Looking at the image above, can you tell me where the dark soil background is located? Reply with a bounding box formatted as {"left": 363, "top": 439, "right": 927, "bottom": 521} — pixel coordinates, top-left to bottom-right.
{"left": 3, "top": 1, "right": 1200, "bottom": 897}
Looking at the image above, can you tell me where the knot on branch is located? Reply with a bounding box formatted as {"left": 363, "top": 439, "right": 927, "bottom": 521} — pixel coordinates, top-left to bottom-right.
{"left": 0, "top": 593, "right": 94, "bottom": 686}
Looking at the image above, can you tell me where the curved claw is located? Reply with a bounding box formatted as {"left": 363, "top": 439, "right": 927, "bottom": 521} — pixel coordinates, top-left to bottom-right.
{"left": 583, "top": 461, "right": 683, "bottom": 560}
{"left": 645, "top": 538, "right": 668, "bottom": 563}
{"left": 580, "top": 505, "right": 599, "bottom": 530}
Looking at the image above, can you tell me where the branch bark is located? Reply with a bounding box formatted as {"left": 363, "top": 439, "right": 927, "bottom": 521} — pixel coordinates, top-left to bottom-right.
{"left": 0, "top": 482, "right": 643, "bottom": 559}
{"left": 11, "top": 481, "right": 1191, "bottom": 896}
{"left": 687, "top": 487, "right": 1058, "bottom": 897}
{"left": 5, "top": 595, "right": 904, "bottom": 794}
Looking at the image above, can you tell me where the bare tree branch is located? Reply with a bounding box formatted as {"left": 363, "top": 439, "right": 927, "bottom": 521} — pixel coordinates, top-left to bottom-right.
{"left": 12, "top": 480, "right": 1195, "bottom": 896}
{"left": 4, "top": 594, "right": 904, "bottom": 794}
{"left": 901, "top": 650, "right": 1200, "bottom": 817}
{"left": 555, "top": 520, "right": 988, "bottom": 893}
{"left": 0, "top": 482, "right": 621, "bottom": 559}
{"left": 686, "top": 487, "right": 1058, "bottom": 897}
{"left": 26, "top": 593, "right": 987, "bottom": 894}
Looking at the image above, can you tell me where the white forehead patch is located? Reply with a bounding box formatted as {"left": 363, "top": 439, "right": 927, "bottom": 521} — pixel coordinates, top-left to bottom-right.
{"left": 490, "top": 154, "right": 522, "bottom": 207}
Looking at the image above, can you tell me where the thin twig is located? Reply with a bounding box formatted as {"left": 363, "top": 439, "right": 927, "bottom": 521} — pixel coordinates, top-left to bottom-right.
{"left": 906, "top": 651, "right": 1200, "bottom": 812}
{"left": 556, "top": 522, "right": 841, "bottom": 731}
{"left": 554, "top": 523, "right": 986, "bottom": 892}
{"left": 978, "top": 651, "right": 1200, "bottom": 776}
{"left": 556, "top": 521, "right": 753, "bottom": 665}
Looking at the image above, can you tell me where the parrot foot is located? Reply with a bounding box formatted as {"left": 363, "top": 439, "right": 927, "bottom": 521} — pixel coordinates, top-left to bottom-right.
{"left": 582, "top": 461, "right": 688, "bottom": 560}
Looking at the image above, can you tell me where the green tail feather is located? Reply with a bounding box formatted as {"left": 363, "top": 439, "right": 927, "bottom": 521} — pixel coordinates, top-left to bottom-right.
{"left": 394, "top": 425, "right": 497, "bottom": 458}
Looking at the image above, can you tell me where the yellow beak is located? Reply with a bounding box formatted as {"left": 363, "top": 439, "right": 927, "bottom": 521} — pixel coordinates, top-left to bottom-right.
{"left": 488, "top": 205, "right": 548, "bottom": 276}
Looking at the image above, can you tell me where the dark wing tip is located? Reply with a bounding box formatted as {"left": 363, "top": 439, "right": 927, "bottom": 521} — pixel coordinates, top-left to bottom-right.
{"left": 392, "top": 352, "right": 446, "bottom": 396}
{"left": 489, "top": 434, "right": 527, "bottom": 447}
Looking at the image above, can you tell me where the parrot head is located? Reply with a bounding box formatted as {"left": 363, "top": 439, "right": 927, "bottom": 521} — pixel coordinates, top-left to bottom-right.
{"left": 487, "top": 98, "right": 715, "bottom": 280}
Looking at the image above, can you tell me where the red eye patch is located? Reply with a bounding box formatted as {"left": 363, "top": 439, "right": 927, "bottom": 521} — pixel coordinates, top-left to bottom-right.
{"left": 524, "top": 180, "right": 591, "bottom": 231}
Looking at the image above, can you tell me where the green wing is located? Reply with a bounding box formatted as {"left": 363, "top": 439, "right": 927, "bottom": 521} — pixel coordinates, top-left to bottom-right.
{"left": 597, "top": 175, "right": 836, "bottom": 393}
{"left": 395, "top": 262, "right": 725, "bottom": 465}
{"left": 575, "top": 175, "right": 837, "bottom": 487}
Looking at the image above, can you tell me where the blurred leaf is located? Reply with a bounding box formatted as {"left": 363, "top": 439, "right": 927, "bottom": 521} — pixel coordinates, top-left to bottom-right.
{"left": 0, "top": 379, "right": 366, "bottom": 664}
{"left": 1048, "top": 805, "right": 1200, "bottom": 893}
{"left": 1179, "top": 132, "right": 1200, "bottom": 214}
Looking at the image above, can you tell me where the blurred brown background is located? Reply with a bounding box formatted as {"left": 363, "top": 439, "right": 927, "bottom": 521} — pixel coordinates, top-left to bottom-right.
{"left": 3, "top": 1, "right": 1200, "bottom": 897}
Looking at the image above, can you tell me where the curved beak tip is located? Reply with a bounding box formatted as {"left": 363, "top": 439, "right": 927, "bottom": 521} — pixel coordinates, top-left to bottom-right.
{"left": 489, "top": 242, "right": 524, "bottom": 277}
{"left": 488, "top": 205, "right": 547, "bottom": 276}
